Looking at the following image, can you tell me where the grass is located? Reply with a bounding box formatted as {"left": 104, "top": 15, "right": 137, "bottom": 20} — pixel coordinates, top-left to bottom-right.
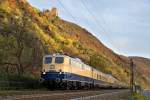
{"left": 0, "top": 74, "right": 45, "bottom": 90}
{"left": 121, "top": 92, "right": 147, "bottom": 100}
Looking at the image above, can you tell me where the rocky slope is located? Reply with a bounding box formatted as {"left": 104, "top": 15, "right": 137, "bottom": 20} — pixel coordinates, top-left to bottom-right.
{"left": 0, "top": 0, "right": 149, "bottom": 89}
{"left": 131, "top": 57, "right": 150, "bottom": 89}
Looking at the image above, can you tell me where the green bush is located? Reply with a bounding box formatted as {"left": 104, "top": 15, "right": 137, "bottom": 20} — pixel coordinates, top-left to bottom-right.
{"left": 0, "top": 74, "right": 43, "bottom": 90}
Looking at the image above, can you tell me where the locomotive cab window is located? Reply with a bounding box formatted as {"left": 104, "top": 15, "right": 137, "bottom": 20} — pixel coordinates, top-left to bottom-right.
{"left": 44, "top": 57, "right": 52, "bottom": 64}
{"left": 55, "top": 57, "right": 64, "bottom": 64}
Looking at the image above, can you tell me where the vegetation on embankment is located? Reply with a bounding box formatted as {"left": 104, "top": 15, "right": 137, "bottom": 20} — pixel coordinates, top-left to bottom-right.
{"left": 121, "top": 93, "right": 147, "bottom": 100}
{"left": 0, "top": 0, "right": 149, "bottom": 89}
{"left": 0, "top": 74, "right": 44, "bottom": 90}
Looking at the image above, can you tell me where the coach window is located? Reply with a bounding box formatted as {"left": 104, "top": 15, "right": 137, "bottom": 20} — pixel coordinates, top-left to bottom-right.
{"left": 99, "top": 75, "right": 101, "bottom": 79}
{"left": 55, "top": 57, "right": 64, "bottom": 64}
{"left": 82, "top": 64, "right": 85, "bottom": 70}
{"left": 97, "top": 74, "right": 99, "bottom": 79}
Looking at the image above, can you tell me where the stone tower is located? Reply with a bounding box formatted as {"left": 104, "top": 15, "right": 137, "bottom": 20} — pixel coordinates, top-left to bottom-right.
{"left": 49, "top": 7, "right": 58, "bottom": 17}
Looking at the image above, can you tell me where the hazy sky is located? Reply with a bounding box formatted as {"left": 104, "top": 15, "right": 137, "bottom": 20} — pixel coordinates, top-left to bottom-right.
{"left": 28, "top": 0, "right": 150, "bottom": 58}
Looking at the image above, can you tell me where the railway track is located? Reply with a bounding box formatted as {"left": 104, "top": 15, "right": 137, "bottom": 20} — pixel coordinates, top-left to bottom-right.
{"left": 0, "top": 89, "right": 129, "bottom": 100}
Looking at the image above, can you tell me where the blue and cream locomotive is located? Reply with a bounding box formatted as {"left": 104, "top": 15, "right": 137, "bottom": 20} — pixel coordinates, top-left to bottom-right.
{"left": 40, "top": 54, "right": 127, "bottom": 89}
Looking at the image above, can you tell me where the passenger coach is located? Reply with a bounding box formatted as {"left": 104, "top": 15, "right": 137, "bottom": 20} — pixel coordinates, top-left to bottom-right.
{"left": 40, "top": 54, "right": 127, "bottom": 89}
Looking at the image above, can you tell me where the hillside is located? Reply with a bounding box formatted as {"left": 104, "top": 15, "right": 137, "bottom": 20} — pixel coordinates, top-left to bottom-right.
{"left": 131, "top": 57, "right": 150, "bottom": 89}
{"left": 0, "top": 0, "right": 149, "bottom": 89}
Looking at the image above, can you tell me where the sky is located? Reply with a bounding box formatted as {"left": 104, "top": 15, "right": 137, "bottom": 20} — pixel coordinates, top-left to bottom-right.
{"left": 28, "top": 0, "right": 150, "bottom": 58}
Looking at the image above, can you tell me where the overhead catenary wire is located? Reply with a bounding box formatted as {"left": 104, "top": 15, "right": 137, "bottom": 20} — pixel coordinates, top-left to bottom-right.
{"left": 80, "top": 0, "right": 122, "bottom": 53}
{"left": 57, "top": 0, "right": 99, "bottom": 38}
{"left": 57, "top": 0, "right": 121, "bottom": 54}
{"left": 57, "top": 0, "right": 78, "bottom": 23}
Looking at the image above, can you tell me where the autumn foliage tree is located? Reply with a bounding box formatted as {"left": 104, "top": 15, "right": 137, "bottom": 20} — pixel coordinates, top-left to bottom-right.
{"left": 0, "top": 11, "right": 44, "bottom": 77}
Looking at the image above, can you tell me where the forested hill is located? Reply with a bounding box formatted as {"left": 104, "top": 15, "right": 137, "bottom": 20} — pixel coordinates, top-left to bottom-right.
{"left": 0, "top": 0, "right": 149, "bottom": 89}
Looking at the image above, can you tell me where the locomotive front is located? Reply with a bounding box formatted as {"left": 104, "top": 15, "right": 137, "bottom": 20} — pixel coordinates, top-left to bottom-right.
{"left": 40, "top": 54, "right": 68, "bottom": 86}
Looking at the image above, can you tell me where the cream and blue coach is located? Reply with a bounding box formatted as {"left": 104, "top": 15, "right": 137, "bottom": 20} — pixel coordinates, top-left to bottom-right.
{"left": 41, "top": 54, "right": 126, "bottom": 89}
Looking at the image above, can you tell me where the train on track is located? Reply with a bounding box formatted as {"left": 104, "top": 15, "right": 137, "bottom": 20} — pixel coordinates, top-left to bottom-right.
{"left": 40, "top": 54, "right": 127, "bottom": 89}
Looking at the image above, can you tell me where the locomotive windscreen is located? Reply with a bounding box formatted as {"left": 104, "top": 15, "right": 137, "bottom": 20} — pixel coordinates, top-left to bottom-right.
{"left": 44, "top": 57, "right": 52, "bottom": 64}
{"left": 55, "top": 57, "right": 64, "bottom": 64}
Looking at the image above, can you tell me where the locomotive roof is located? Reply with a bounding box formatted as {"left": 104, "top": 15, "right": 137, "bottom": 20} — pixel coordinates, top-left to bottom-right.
{"left": 44, "top": 54, "right": 70, "bottom": 58}
{"left": 44, "top": 54, "right": 83, "bottom": 61}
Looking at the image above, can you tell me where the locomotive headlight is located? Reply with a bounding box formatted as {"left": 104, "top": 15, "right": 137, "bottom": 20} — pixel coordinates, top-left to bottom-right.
{"left": 43, "top": 72, "right": 46, "bottom": 74}
{"left": 59, "top": 69, "right": 62, "bottom": 74}
{"left": 43, "top": 69, "right": 46, "bottom": 74}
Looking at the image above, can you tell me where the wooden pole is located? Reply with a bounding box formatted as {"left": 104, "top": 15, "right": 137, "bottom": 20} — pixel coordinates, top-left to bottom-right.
{"left": 130, "top": 58, "right": 134, "bottom": 93}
